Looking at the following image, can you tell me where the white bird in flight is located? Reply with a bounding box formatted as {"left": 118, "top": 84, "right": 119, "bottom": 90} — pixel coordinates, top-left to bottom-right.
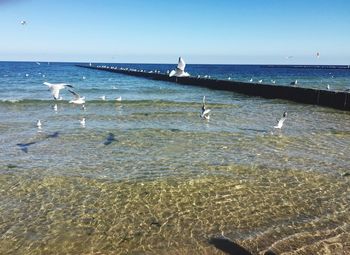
{"left": 200, "top": 96, "right": 211, "bottom": 120}
{"left": 169, "top": 57, "right": 190, "bottom": 77}
{"left": 43, "top": 82, "right": 73, "bottom": 100}
{"left": 274, "top": 112, "right": 287, "bottom": 129}
{"left": 68, "top": 90, "right": 85, "bottom": 106}
{"left": 20, "top": 20, "right": 27, "bottom": 25}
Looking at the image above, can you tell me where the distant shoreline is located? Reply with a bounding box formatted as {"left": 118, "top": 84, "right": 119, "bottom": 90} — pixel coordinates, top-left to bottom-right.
{"left": 263, "top": 65, "right": 350, "bottom": 69}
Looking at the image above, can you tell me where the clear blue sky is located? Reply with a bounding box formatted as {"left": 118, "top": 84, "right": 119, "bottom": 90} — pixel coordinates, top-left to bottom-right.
{"left": 1, "top": 0, "right": 349, "bottom": 64}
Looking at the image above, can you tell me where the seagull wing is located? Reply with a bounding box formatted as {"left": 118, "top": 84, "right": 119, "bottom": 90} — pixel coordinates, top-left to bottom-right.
{"left": 202, "top": 109, "right": 211, "bottom": 116}
{"left": 44, "top": 82, "right": 72, "bottom": 88}
{"left": 274, "top": 117, "right": 286, "bottom": 128}
{"left": 43, "top": 82, "right": 52, "bottom": 87}
{"left": 68, "top": 89, "right": 80, "bottom": 99}
{"left": 169, "top": 70, "right": 176, "bottom": 77}
{"left": 177, "top": 57, "right": 186, "bottom": 71}
{"left": 54, "top": 83, "right": 71, "bottom": 87}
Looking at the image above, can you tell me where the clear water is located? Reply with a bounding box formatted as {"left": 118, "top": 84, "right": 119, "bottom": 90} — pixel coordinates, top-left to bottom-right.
{"left": 0, "top": 61, "right": 349, "bottom": 254}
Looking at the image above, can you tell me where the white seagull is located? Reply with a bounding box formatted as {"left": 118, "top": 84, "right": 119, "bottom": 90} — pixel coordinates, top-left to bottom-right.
{"left": 36, "top": 120, "right": 42, "bottom": 129}
{"left": 115, "top": 96, "right": 122, "bottom": 101}
{"left": 43, "top": 82, "right": 73, "bottom": 100}
{"left": 100, "top": 95, "right": 106, "bottom": 101}
{"left": 200, "top": 96, "right": 211, "bottom": 120}
{"left": 79, "top": 118, "right": 86, "bottom": 127}
{"left": 274, "top": 112, "right": 287, "bottom": 129}
{"left": 52, "top": 104, "right": 58, "bottom": 112}
{"left": 290, "top": 80, "right": 298, "bottom": 86}
{"left": 20, "top": 20, "right": 27, "bottom": 25}
{"left": 169, "top": 57, "right": 190, "bottom": 77}
{"left": 68, "top": 90, "right": 85, "bottom": 106}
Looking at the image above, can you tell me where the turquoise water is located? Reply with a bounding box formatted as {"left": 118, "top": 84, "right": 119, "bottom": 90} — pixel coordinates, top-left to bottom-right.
{"left": 0, "top": 62, "right": 349, "bottom": 254}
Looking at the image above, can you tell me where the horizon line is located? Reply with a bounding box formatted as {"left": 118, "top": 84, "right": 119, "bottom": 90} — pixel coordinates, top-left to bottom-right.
{"left": 1, "top": 60, "right": 349, "bottom": 66}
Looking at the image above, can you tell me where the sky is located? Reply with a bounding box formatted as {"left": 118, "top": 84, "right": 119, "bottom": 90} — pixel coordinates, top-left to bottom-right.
{"left": 0, "top": 0, "right": 349, "bottom": 64}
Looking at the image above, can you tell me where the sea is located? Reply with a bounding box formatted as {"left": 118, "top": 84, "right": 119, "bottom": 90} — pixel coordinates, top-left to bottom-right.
{"left": 0, "top": 61, "right": 349, "bottom": 254}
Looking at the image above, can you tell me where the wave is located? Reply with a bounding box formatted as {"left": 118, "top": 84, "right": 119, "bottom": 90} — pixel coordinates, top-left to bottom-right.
{"left": 0, "top": 98, "right": 231, "bottom": 108}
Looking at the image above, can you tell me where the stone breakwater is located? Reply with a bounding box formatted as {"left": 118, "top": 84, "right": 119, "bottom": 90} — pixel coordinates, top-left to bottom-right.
{"left": 77, "top": 65, "right": 350, "bottom": 111}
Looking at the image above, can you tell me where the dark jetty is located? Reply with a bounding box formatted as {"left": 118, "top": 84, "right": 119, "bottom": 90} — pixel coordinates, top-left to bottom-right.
{"left": 77, "top": 65, "right": 350, "bottom": 111}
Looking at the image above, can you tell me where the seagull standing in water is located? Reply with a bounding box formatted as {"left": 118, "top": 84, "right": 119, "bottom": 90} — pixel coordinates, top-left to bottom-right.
{"left": 68, "top": 90, "right": 85, "bottom": 108}
{"left": 274, "top": 112, "right": 287, "bottom": 129}
{"left": 290, "top": 80, "right": 298, "bottom": 86}
{"left": 79, "top": 118, "right": 86, "bottom": 127}
{"left": 200, "top": 96, "right": 211, "bottom": 120}
{"left": 36, "top": 120, "right": 42, "bottom": 129}
{"left": 169, "top": 57, "right": 190, "bottom": 77}
{"left": 43, "top": 82, "right": 73, "bottom": 100}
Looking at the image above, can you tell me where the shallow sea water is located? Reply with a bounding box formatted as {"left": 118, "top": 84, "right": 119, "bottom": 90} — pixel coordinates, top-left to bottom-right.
{"left": 0, "top": 62, "right": 349, "bottom": 254}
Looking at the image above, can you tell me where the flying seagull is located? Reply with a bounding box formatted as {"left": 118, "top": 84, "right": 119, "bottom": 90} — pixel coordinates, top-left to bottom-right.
{"left": 68, "top": 90, "right": 85, "bottom": 106}
{"left": 274, "top": 112, "right": 287, "bottom": 129}
{"left": 20, "top": 20, "right": 27, "bottom": 25}
{"left": 43, "top": 82, "right": 73, "bottom": 100}
{"left": 169, "top": 57, "right": 190, "bottom": 77}
{"left": 200, "top": 96, "right": 211, "bottom": 120}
